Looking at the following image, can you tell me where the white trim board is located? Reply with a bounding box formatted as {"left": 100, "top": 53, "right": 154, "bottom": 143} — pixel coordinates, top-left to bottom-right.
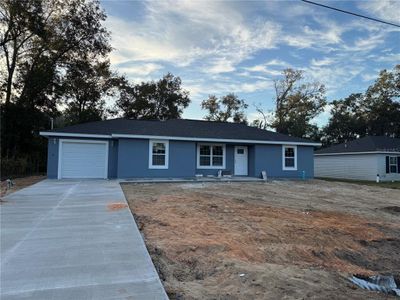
{"left": 282, "top": 145, "right": 298, "bottom": 171}
{"left": 40, "top": 131, "right": 321, "bottom": 146}
{"left": 58, "top": 139, "right": 109, "bottom": 179}
{"left": 148, "top": 140, "right": 169, "bottom": 169}
{"left": 196, "top": 143, "right": 226, "bottom": 169}
{"left": 315, "top": 151, "right": 400, "bottom": 156}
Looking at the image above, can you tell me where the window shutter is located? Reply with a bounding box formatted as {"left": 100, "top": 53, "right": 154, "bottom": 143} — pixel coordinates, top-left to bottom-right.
{"left": 397, "top": 156, "right": 400, "bottom": 174}
{"left": 386, "top": 156, "right": 390, "bottom": 173}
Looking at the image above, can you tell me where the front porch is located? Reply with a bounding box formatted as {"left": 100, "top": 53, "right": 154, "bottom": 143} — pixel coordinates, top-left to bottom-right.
{"left": 120, "top": 175, "right": 265, "bottom": 184}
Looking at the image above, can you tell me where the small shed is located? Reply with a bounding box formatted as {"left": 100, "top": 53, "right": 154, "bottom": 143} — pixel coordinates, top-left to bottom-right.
{"left": 314, "top": 136, "right": 400, "bottom": 181}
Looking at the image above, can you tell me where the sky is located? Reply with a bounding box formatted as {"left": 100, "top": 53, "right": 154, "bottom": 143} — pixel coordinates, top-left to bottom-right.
{"left": 100, "top": 0, "right": 400, "bottom": 126}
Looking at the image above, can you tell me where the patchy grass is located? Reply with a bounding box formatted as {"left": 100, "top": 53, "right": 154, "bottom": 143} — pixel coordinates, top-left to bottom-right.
{"left": 317, "top": 177, "right": 400, "bottom": 189}
{"left": 122, "top": 180, "right": 400, "bottom": 300}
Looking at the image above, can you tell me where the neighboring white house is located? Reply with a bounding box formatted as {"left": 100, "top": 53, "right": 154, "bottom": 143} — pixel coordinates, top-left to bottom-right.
{"left": 314, "top": 136, "right": 400, "bottom": 182}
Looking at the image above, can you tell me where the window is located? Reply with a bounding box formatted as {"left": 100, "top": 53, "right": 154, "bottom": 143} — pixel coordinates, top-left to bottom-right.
{"left": 197, "top": 144, "right": 225, "bottom": 169}
{"left": 237, "top": 148, "right": 244, "bottom": 154}
{"left": 282, "top": 145, "right": 297, "bottom": 170}
{"left": 389, "top": 156, "right": 398, "bottom": 173}
{"left": 149, "top": 140, "right": 169, "bottom": 169}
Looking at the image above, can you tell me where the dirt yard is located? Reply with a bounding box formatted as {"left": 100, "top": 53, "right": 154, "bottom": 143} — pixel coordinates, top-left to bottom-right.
{"left": 122, "top": 180, "right": 400, "bottom": 300}
{"left": 0, "top": 175, "right": 45, "bottom": 199}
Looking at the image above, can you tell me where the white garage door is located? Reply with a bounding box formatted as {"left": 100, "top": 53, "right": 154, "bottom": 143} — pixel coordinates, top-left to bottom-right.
{"left": 59, "top": 140, "right": 108, "bottom": 179}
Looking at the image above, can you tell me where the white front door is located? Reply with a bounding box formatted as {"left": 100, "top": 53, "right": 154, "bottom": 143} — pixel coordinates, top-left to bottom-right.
{"left": 234, "top": 146, "right": 248, "bottom": 176}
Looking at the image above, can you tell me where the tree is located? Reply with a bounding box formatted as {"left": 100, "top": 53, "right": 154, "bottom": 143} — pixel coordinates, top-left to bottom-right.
{"left": 251, "top": 104, "right": 271, "bottom": 130}
{"left": 62, "top": 59, "right": 116, "bottom": 125}
{"left": 201, "top": 93, "right": 248, "bottom": 123}
{"left": 1, "top": 0, "right": 111, "bottom": 109}
{"left": 272, "top": 69, "right": 326, "bottom": 138}
{"left": 322, "top": 65, "right": 400, "bottom": 146}
{"left": 363, "top": 65, "right": 400, "bottom": 137}
{"left": 114, "top": 73, "right": 190, "bottom": 120}
{"left": 322, "top": 94, "right": 366, "bottom": 145}
{"left": 0, "top": 0, "right": 112, "bottom": 176}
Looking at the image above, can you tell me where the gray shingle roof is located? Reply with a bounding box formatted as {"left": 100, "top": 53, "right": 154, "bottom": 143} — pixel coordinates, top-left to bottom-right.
{"left": 315, "top": 136, "right": 400, "bottom": 154}
{"left": 45, "top": 118, "right": 318, "bottom": 145}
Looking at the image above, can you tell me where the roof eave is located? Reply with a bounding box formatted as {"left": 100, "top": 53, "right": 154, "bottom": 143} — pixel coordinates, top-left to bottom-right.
{"left": 315, "top": 151, "right": 400, "bottom": 156}
{"left": 39, "top": 131, "right": 321, "bottom": 146}
{"left": 109, "top": 133, "right": 322, "bottom": 146}
{"left": 39, "top": 132, "right": 112, "bottom": 139}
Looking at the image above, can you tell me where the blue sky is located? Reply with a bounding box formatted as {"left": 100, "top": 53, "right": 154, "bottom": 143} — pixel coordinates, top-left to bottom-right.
{"left": 100, "top": 0, "right": 400, "bottom": 126}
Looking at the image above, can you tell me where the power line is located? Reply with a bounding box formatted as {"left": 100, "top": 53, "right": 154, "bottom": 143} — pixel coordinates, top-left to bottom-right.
{"left": 301, "top": 0, "right": 400, "bottom": 28}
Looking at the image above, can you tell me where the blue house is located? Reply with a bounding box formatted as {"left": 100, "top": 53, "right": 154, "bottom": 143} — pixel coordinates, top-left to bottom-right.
{"left": 40, "top": 118, "right": 320, "bottom": 179}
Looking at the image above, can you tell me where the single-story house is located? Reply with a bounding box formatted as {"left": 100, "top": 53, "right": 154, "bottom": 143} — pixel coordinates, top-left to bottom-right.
{"left": 39, "top": 118, "right": 320, "bottom": 180}
{"left": 314, "top": 136, "right": 400, "bottom": 181}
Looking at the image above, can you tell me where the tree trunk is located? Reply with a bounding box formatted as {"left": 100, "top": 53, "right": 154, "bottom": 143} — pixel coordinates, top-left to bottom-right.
{"left": 4, "top": 39, "right": 18, "bottom": 106}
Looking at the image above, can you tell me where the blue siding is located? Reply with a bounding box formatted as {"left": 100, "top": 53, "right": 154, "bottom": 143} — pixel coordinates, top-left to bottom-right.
{"left": 45, "top": 136, "right": 315, "bottom": 179}
{"left": 45, "top": 137, "right": 119, "bottom": 179}
{"left": 47, "top": 138, "right": 59, "bottom": 179}
{"left": 108, "top": 140, "right": 119, "bottom": 178}
{"left": 117, "top": 139, "right": 196, "bottom": 178}
{"left": 252, "top": 145, "right": 314, "bottom": 178}
{"left": 248, "top": 145, "right": 255, "bottom": 177}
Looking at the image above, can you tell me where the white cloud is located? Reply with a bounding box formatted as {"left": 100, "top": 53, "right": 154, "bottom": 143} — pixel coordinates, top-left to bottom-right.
{"left": 311, "top": 57, "right": 336, "bottom": 67}
{"left": 101, "top": 0, "right": 399, "bottom": 121}
{"left": 375, "top": 53, "right": 400, "bottom": 63}
{"left": 207, "top": 59, "right": 236, "bottom": 74}
{"left": 361, "top": 73, "right": 378, "bottom": 82}
{"left": 106, "top": 1, "right": 281, "bottom": 76}
{"left": 264, "top": 59, "right": 289, "bottom": 67}
{"left": 305, "top": 64, "right": 364, "bottom": 95}
{"left": 243, "top": 65, "right": 282, "bottom": 76}
{"left": 351, "top": 33, "right": 386, "bottom": 51}
{"left": 116, "top": 63, "right": 163, "bottom": 76}
{"left": 239, "top": 80, "right": 272, "bottom": 93}
{"left": 282, "top": 20, "right": 345, "bottom": 51}
{"left": 358, "top": 0, "right": 400, "bottom": 24}
{"left": 242, "top": 59, "right": 291, "bottom": 77}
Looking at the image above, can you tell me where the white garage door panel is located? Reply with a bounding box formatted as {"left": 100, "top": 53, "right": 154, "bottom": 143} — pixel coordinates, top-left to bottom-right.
{"left": 60, "top": 142, "right": 108, "bottom": 179}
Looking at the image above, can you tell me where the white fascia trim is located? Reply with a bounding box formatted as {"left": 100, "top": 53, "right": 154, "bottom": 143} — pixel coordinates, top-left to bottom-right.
{"left": 40, "top": 132, "right": 112, "bottom": 139}
{"left": 148, "top": 140, "right": 169, "bottom": 169}
{"left": 315, "top": 151, "right": 400, "bottom": 156}
{"left": 196, "top": 143, "right": 226, "bottom": 169}
{"left": 57, "top": 139, "right": 109, "bottom": 180}
{"left": 282, "top": 145, "right": 298, "bottom": 171}
{"left": 112, "top": 134, "right": 321, "bottom": 146}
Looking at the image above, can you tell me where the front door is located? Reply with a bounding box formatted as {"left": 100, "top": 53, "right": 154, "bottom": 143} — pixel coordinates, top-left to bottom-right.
{"left": 234, "top": 146, "right": 248, "bottom": 176}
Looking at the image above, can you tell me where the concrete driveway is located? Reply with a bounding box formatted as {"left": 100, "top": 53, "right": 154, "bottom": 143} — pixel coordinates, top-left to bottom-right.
{"left": 1, "top": 180, "right": 167, "bottom": 299}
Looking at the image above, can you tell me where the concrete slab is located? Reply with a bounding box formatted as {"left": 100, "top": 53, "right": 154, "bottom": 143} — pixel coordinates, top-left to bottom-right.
{"left": 1, "top": 180, "right": 167, "bottom": 300}
{"left": 121, "top": 176, "right": 266, "bottom": 183}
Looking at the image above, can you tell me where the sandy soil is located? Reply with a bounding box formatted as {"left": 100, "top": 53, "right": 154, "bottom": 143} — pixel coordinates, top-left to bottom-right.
{"left": 122, "top": 180, "right": 400, "bottom": 300}
{"left": 0, "top": 175, "right": 46, "bottom": 199}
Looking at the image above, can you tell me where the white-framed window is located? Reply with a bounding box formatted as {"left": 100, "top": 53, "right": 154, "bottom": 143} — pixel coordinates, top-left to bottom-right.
{"left": 149, "top": 140, "right": 169, "bottom": 169}
{"left": 197, "top": 144, "right": 226, "bottom": 169}
{"left": 282, "top": 145, "right": 297, "bottom": 170}
{"left": 389, "top": 156, "right": 398, "bottom": 173}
